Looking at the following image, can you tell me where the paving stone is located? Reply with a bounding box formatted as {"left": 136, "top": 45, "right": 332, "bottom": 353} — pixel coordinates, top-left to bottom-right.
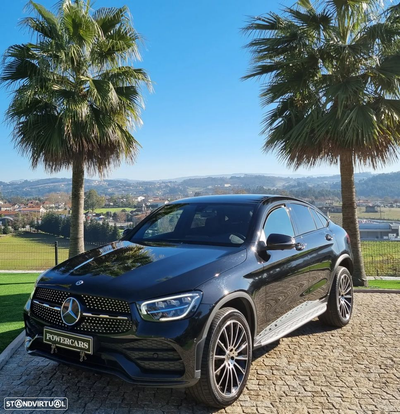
{"left": 0, "top": 293, "right": 399, "bottom": 413}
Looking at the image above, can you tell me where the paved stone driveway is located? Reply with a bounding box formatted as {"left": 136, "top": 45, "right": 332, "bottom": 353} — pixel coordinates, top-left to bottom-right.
{"left": 0, "top": 293, "right": 399, "bottom": 413}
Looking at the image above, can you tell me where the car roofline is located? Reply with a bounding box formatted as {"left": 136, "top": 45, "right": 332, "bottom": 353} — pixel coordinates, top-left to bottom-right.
{"left": 169, "top": 194, "right": 318, "bottom": 207}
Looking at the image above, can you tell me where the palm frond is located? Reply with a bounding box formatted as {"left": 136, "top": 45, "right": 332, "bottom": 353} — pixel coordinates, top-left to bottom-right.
{"left": 1, "top": 56, "right": 42, "bottom": 84}
{"left": 93, "top": 6, "right": 129, "bottom": 35}
{"left": 28, "top": 1, "right": 59, "bottom": 29}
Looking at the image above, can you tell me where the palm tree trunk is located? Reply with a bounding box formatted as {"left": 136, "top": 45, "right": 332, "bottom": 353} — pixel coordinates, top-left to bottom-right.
{"left": 69, "top": 160, "right": 85, "bottom": 258}
{"left": 340, "top": 152, "right": 367, "bottom": 286}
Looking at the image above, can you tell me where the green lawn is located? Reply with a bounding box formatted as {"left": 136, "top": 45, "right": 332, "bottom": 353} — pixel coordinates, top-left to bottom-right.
{"left": 0, "top": 273, "right": 39, "bottom": 353}
{"left": 366, "top": 279, "right": 400, "bottom": 290}
{"left": 0, "top": 233, "right": 101, "bottom": 271}
{"left": 0, "top": 233, "right": 70, "bottom": 271}
{"left": 331, "top": 207, "right": 400, "bottom": 223}
{"left": 94, "top": 207, "right": 136, "bottom": 214}
{"left": 357, "top": 207, "right": 400, "bottom": 221}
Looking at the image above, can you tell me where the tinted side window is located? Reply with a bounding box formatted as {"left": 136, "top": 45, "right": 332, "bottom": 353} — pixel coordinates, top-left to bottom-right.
{"left": 289, "top": 204, "right": 317, "bottom": 235}
{"left": 264, "top": 207, "right": 294, "bottom": 240}
{"left": 316, "top": 211, "right": 329, "bottom": 227}
{"left": 310, "top": 208, "right": 324, "bottom": 229}
{"left": 309, "top": 208, "right": 328, "bottom": 229}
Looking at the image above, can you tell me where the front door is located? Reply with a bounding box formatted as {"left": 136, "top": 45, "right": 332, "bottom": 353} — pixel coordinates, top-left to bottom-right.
{"left": 251, "top": 204, "right": 311, "bottom": 333}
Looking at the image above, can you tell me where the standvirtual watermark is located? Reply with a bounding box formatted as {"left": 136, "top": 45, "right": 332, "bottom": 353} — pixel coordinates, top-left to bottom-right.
{"left": 4, "top": 397, "right": 68, "bottom": 410}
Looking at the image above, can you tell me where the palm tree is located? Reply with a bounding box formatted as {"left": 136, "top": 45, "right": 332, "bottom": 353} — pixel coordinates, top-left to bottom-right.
{"left": 244, "top": 0, "right": 400, "bottom": 286}
{"left": 1, "top": 0, "right": 150, "bottom": 257}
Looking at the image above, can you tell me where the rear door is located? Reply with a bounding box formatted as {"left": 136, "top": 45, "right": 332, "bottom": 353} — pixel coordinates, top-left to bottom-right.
{"left": 288, "top": 203, "right": 333, "bottom": 300}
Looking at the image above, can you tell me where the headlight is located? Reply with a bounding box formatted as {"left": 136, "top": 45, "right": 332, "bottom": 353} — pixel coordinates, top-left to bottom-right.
{"left": 137, "top": 292, "right": 202, "bottom": 322}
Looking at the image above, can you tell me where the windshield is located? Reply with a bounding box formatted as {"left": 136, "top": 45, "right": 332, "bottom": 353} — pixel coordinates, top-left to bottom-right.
{"left": 130, "top": 203, "right": 255, "bottom": 246}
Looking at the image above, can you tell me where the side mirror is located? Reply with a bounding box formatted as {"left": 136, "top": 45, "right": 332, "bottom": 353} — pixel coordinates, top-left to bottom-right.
{"left": 267, "top": 233, "right": 296, "bottom": 250}
{"left": 256, "top": 240, "right": 268, "bottom": 252}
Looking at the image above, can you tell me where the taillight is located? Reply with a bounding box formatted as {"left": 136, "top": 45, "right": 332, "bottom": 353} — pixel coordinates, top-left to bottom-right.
{"left": 346, "top": 233, "right": 351, "bottom": 244}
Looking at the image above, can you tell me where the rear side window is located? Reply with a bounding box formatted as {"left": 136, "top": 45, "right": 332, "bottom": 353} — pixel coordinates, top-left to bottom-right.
{"left": 289, "top": 203, "right": 317, "bottom": 235}
{"left": 316, "top": 210, "right": 329, "bottom": 227}
{"left": 264, "top": 207, "right": 294, "bottom": 240}
{"left": 310, "top": 208, "right": 328, "bottom": 229}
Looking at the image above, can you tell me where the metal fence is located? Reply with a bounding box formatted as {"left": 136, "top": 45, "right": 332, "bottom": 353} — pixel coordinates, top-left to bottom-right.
{"left": 362, "top": 240, "right": 400, "bottom": 277}
{"left": 328, "top": 214, "right": 400, "bottom": 276}
{"left": 0, "top": 233, "right": 105, "bottom": 271}
{"left": 0, "top": 233, "right": 399, "bottom": 275}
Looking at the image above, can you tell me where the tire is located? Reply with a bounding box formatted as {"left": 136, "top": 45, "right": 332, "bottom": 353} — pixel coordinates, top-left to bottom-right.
{"left": 319, "top": 266, "right": 354, "bottom": 327}
{"left": 188, "top": 307, "right": 252, "bottom": 408}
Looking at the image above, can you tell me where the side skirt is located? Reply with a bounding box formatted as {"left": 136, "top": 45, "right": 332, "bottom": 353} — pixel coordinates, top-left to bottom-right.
{"left": 254, "top": 299, "right": 328, "bottom": 348}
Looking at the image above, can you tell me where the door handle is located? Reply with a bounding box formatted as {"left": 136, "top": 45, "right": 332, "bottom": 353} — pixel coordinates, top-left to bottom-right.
{"left": 325, "top": 234, "right": 333, "bottom": 241}
{"left": 295, "top": 242, "right": 306, "bottom": 251}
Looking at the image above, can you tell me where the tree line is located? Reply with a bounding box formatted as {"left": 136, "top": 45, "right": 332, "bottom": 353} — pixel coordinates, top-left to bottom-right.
{"left": 39, "top": 213, "right": 120, "bottom": 243}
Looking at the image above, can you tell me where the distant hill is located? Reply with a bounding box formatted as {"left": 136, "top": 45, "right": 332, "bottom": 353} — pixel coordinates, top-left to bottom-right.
{"left": 1, "top": 171, "right": 399, "bottom": 200}
{"left": 179, "top": 174, "right": 295, "bottom": 189}
{"left": 356, "top": 172, "right": 400, "bottom": 198}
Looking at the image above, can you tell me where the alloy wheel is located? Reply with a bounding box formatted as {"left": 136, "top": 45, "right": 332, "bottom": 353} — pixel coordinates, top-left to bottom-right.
{"left": 212, "top": 319, "right": 249, "bottom": 397}
{"left": 337, "top": 272, "right": 353, "bottom": 321}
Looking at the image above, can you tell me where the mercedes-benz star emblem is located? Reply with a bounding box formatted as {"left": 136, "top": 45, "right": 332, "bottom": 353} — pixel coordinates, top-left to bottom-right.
{"left": 61, "top": 297, "right": 81, "bottom": 326}
{"left": 76, "top": 280, "right": 84, "bottom": 286}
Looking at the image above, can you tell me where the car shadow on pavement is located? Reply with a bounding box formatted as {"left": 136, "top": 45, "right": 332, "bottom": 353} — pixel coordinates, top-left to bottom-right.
{"left": 252, "top": 340, "right": 280, "bottom": 360}
{"left": 286, "top": 319, "right": 338, "bottom": 338}
{"left": 252, "top": 319, "right": 338, "bottom": 361}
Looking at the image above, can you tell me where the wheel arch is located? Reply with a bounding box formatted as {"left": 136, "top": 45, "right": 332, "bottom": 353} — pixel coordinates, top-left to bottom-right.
{"left": 202, "top": 292, "right": 257, "bottom": 341}
{"left": 195, "top": 291, "right": 257, "bottom": 372}
{"left": 335, "top": 254, "right": 354, "bottom": 276}
{"left": 328, "top": 254, "right": 353, "bottom": 295}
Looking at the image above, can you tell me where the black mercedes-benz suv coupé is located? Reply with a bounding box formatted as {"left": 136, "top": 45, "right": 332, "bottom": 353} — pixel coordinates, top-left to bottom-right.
{"left": 24, "top": 195, "right": 354, "bottom": 407}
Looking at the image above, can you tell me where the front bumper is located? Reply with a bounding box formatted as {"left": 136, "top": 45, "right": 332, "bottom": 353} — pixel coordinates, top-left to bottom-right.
{"left": 24, "top": 298, "right": 211, "bottom": 387}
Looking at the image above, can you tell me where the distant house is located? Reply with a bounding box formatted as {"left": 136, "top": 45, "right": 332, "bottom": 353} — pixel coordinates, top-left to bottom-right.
{"left": 359, "top": 221, "right": 400, "bottom": 240}
{"left": 43, "top": 201, "right": 55, "bottom": 209}
{"left": 17, "top": 206, "right": 46, "bottom": 216}
{"left": 0, "top": 203, "right": 13, "bottom": 211}
{"left": 320, "top": 206, "right": 342, "bottom": 215}
{"left": 365, "top": 205, "right": 379, "bottom": 213}
{"left": 27, "top": 200, "right": 41, "bottom": 208}
{"left": 0, "top": 210, "right": 18, "bottom": 216}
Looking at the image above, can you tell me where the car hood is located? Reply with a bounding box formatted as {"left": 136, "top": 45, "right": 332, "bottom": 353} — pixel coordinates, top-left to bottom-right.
{"left": 36, "top": 241, "right": 247, "bottom": 302}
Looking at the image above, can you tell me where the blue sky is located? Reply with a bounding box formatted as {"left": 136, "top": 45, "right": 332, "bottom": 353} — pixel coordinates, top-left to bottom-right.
{"left": 0, "top": 0, "right": 399, "bottom": 182}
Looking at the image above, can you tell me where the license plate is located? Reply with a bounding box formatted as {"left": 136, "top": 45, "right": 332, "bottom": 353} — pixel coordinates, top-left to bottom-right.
{"left": 43, "top": 327, "right": 93, "bottom": 354}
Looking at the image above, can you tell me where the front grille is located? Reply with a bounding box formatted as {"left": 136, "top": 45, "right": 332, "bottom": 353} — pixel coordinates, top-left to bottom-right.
{"left": 34, "top": 288, "right": 130, "bottom": 312}
{"left": 106, "top": 339, "right": 185, "bottom": 374}
{"left": 76, "top": 317, "right": 133, "bottom": 334}
{"left": 31, "top": 301, "right": 64, "bottom": 327}
{"left": 82, "top": 295, "right": 130, "bottom": 314}
{"left": 32, "top": 287, "right": 133, "bottom": 334}
{"left": 35, "top": 288, "right": 69, "bottom": 304}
